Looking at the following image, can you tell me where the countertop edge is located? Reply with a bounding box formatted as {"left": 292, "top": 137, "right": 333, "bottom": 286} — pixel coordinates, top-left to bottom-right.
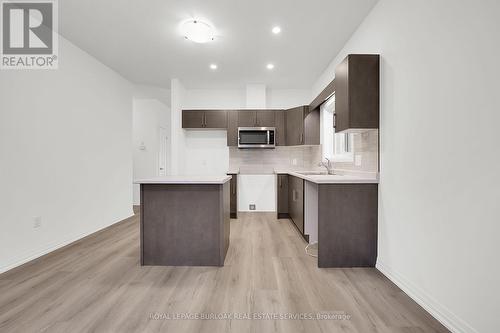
{"left": 134, "top": 176, "right": 232, "bottom": 185}
{"left": 275, "top": 170, "right": 379, "bottom": 184}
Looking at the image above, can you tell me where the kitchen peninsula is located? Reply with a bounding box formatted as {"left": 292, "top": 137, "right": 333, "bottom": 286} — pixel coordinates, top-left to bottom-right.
{"left": 135, "top": 176, "right": 231, "bottom": 266}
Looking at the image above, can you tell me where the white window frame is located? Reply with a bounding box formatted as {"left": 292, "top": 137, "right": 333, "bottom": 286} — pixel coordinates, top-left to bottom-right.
{"left": 320, "top": 94, "right": 354, "bottom": 163}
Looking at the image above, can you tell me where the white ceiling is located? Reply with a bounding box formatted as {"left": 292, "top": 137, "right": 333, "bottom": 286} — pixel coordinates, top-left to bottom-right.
{"left": 59, "top": 0, "right": 377, "bottom": 89}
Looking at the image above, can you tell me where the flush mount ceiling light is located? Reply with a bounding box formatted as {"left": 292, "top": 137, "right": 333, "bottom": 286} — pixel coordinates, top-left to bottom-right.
{"left": 272, "top": 26, "right": 281, "bottom": 34}
{"left": 210, "top": 63, "right": 218, "bottom": 70}
{"left": 266, "top": 63, "right": 275, "bottom": 70}
{"left": 181, "top": 19, "right": 215, "bottom": 43}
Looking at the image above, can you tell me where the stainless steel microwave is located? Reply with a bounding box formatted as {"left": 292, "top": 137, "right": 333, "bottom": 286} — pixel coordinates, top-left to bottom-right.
{"left": 238, "top": 127, "right": 275, "bottom": 149}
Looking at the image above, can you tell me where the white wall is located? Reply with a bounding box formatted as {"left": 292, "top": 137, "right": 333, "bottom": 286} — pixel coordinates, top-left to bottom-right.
{"left": 183, "top": 130, "right": 229, "bottom": 175}
{"left": 238, "top": 175, "right": 276, "bottom": 212}
{"left": 132, "top": 98, "right": 170, "bottom": 204}
{"left": 183, "top": 88, "right": 311, "bottom": 110}
{"left": 267, "top": 89, "right": 311, "bottom": 109}
{"left": 312, "top": 1, "right": 500, "bottom": 332}
{"left": 0, "top": 36, "right": 134, "bottom": 273}
{"left": 169, "top": 79, "right": 186, "bottom": 175}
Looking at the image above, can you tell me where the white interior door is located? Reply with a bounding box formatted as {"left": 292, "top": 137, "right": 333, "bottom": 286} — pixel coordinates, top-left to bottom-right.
{"left": 158, "top": 127, "right": 168, "bottom": 176}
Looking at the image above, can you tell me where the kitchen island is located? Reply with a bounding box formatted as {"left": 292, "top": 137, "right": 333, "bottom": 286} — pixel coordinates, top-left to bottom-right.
{"left": 134, "top": 176, "right": 231, "bottom": 267}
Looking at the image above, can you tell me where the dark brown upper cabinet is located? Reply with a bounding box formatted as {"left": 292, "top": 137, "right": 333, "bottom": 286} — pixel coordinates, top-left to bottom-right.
{"left": 237, "top": 110, "right": 276, "bottom": 127}
{"left": 237, "top": 110, "right": 256, "bottom": 127}
{"left": 285, "top": 106, "right": 320, "bottom": 146}
{"left": 335, "top": 54, "right": 379, "bottom": 132}
{"left": 274, "top": 110, "right": 286, "bottom": 146}
{"left": 226, "top": 111, "right": 238, "bottom": 146}
{"left": 255, "top": 111, "right": 275, "bottom": 127}
{"left": 182, "top": 110, "right": 227, "bottom": 129}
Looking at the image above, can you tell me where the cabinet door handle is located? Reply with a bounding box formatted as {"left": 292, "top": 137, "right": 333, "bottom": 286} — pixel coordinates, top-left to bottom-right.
{"left": 203, "top": 113, "right": 207, "bottom": 127}
{"left": 300, "top": 133, "right": 304, "bottom": 144}
{"left": 333, "top": 113, "right": 336, "bottom": 129}
{"left": 279, "top": 177, "right": 282, "bottom": 188}
{"left": 232, "top": 181, "right": 236, "bottom": 194}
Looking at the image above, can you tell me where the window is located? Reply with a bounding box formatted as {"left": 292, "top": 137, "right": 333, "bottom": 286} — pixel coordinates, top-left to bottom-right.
{"left": 320, "top": 94, "right": 354, "bottom": 162}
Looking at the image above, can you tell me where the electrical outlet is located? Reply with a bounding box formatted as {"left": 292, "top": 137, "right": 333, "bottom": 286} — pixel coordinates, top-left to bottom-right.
{"left": 249, "top": 204, "right": 256, "bottom": 211}
{"left": 291, "top": 158, "right": 297, "bottom": 166}
{"left": 33, "top": 216, "right": 42, "bottom": 229}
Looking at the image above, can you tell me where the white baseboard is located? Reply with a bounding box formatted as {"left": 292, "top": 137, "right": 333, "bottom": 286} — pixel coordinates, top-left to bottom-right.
{"left": 0, "top": 212, "right": 134, "bottom": 274}
{"left": 376, "top": 260, "right": 477, "bottom": 333}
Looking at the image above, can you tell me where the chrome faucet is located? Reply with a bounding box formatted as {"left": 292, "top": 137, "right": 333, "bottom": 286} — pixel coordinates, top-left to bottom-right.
{"left": 318, "top": 158, "right": 335, "bottom": 175}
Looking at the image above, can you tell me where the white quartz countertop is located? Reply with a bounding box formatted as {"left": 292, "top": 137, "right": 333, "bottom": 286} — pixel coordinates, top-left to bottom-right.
{"left": 134, "top": 175, "right": 231, "bottom": 184}
{"left": 274, "top": 169, "right": 379, "bottom": 184}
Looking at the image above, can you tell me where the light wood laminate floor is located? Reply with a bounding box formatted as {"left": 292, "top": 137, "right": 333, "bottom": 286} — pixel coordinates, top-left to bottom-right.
{"left": 0, "top": 212, "right": 448, "bottom": 333}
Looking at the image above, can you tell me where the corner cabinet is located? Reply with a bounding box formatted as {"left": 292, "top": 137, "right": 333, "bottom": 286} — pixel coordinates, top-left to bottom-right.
{"left": 182, "top": 110, "right": 227, "bottom": 129}
{"left": 335, "top": 54, "right": 380, "bottom": 132}
{"left": 285, "top": 106, "right": 320, "bottom": 146}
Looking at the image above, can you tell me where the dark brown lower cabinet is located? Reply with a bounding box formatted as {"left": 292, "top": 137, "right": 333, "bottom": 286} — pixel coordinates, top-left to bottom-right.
{"left": 140, "top": 182, "right": 230, "bottom": 266}
{"left": 277, "top": 174, "right": 289, "bottom": 218}
{"left": 318, "top": 184, "right": 378, "bottom": 267}
{"left": 228, "top": 173, "right": 237, "bottom": 218}
{"left": 288, "top": 176, "right": 307, "bottom": 241}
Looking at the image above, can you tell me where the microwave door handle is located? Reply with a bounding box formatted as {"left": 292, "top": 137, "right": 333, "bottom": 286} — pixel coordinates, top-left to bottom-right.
{"left": 267, "top": 130, "right": 270, "bottom": 145}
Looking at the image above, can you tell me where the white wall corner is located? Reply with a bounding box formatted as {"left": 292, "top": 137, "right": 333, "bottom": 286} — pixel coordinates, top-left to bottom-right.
{"left": 376, "top": 261, "right": 478, "bottom": 333}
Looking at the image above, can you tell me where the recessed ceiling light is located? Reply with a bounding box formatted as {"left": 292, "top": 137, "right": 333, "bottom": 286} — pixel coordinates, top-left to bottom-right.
{"left": 181, "top": 19, "right": 215, "bottom": 43}
{"left": 266, "top": 63, "right": 275, "bottom": 70}
{"left": 272, "top": 26, "right": 281, "bottom": 34}
{"left": 210, "top": 63, "right": 217, "bottom": 70}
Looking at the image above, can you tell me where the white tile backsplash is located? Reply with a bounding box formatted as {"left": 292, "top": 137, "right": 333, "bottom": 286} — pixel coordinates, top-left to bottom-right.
{"left": 229, "top": 145, "right": 322, "bottom": 173}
